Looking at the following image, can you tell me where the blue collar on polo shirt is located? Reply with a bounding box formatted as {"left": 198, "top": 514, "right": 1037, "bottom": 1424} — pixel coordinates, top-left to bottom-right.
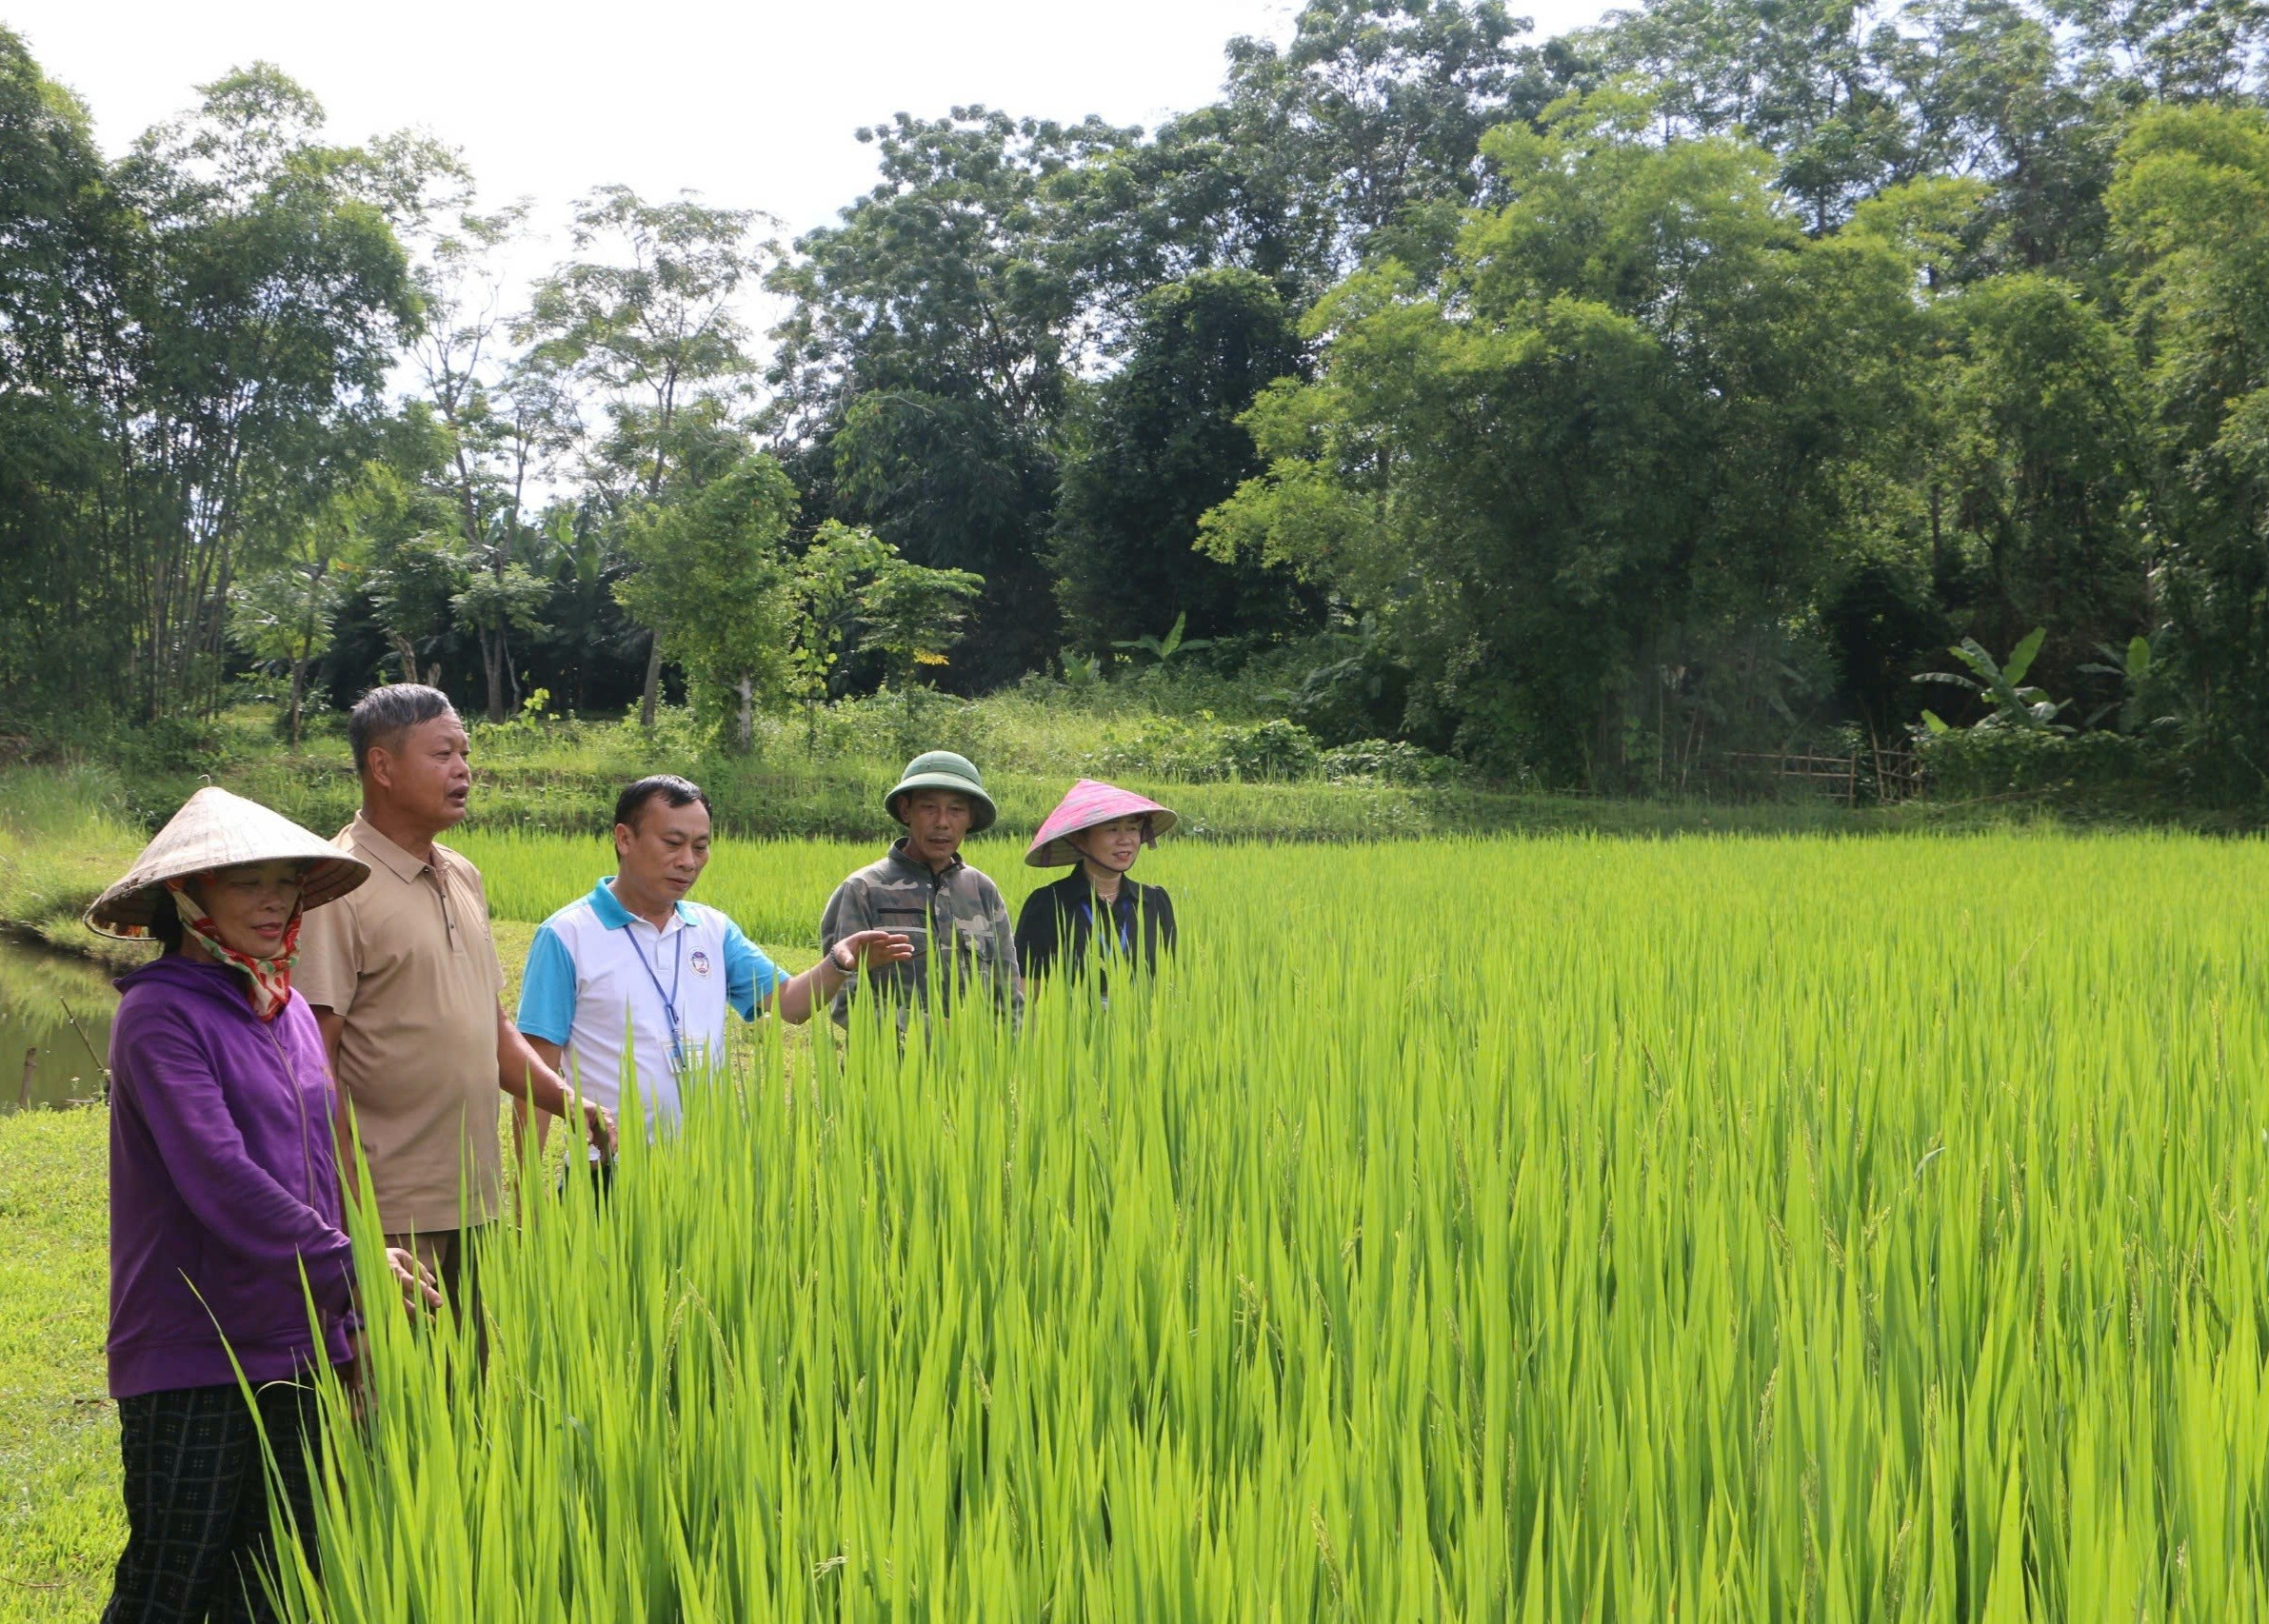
{"left": 587, "top": 877, "right": 698, "bottom": 931}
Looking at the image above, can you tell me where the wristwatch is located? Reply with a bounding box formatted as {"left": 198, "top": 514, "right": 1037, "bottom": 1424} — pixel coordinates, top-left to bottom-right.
{"left": 831, "top": 944, "right": 858, "bottom": 975}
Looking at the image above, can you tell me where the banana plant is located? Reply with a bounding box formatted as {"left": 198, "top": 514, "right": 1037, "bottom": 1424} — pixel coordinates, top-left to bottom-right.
{"left": 2077, "top": 634, "right": 2170, "bottom": 733}
{"left": 1913, "top": 626, "right": 2071, "bottom": 733}
{"left": 1113, "top": 612, "right": 1213, "bottom": 665}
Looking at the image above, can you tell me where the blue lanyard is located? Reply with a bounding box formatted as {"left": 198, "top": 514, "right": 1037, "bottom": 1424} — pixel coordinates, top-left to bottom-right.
{"left": 626, "top": 925, "right": 687, "bottom": 1074}
{"left": 1079, "top": 895, "right": 1134, "bottom": 956}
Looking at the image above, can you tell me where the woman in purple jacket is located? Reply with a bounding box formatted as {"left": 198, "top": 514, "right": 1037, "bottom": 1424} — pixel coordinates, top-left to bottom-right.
{"left": 86, "top": 787, "right": 437, "bottom": 1624}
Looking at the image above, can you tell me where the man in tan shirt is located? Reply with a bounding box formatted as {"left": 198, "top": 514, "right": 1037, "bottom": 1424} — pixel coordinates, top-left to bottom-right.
{"left": 297, "top": 684, "right": 613, "bottom": 1320}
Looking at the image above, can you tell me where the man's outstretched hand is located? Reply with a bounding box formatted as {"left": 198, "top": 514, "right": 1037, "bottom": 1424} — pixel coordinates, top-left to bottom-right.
{"left": 834, "top": 929, "right": 915, "bottom": 971}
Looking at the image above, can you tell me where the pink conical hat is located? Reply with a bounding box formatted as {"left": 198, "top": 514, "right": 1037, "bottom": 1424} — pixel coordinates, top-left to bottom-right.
{"left": 1025, "top": 779, "right": 1179, "bottom": 868}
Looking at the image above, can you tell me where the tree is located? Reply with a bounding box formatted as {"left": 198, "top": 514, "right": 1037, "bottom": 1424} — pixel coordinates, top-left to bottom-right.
{"left": 1587, "top": 0, "right": 1912, "bottom": 231}
{"left": 109, "top": 65, "right": 442, "bottom": 719}
{"left": 1220, "top": 0, "right": 1563, "bottom": 276}
{"left": 766, "top": 109, "right": 1131, "bottom": 687}
{"left": 783, "top": 521, "right": 985, "bottom": 742}
{"left": 0, "top": 29, "right": 131, "bottom": 713}
{"left": 401, "top": 200, "right": 579, "bottom": 721}
{"left": 1060, "top": 0, "right": 1583, "bottom": 331}
{"left": 783, "top": 521, "right": 890, "bottom": 727}
{"left": 2058, "top": 0, "right": 2269, "bottom": 103}
{"left": 1203, "top": 90, "right": 1930, "bottom": 782}
{"left": 229, "top": 485, "right": 371, "bottom": 746}
{"left": 1821, "top": 555, "right": 1950, "bottom": 743}
{"left": 1879, "top": 0, "right": 2118, "bottom": 274}
{"left": 1929, "top": 271, "right": 2147, "bottom": 691}
{"left": 367, "top": 534, "right": 468, "bottom": 687}
{"left": 615, "top": 456, "right": 799, "bottom": 751}
{"left": 855, "top": 553, "right": 986, "bottom": 690}
{"left": 449, "top": 551, "right": 552, "bottom": 716}
{"left": 2107, "top": 103, "right": 2269, "bottom": 789}
{"left": 527, "top": 186, "right": 773, "bottom": 724}
{"left": 1053, "top": 269, "right": 1316, "bottom": 655}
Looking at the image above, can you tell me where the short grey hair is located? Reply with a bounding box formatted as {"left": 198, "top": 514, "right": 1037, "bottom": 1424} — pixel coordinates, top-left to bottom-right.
{"left": 348, "top": 683, "right": 458, "bottom": 774}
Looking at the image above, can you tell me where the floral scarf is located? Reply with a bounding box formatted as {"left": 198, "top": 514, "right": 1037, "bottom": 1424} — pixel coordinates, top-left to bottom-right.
{"left": 165, "top": 878, "right": 303, "bottom": 1021}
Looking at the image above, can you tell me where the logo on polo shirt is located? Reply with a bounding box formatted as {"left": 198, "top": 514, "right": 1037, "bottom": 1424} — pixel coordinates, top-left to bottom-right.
{"left": 689, "top": 950, "right": 712, "bottom": 978}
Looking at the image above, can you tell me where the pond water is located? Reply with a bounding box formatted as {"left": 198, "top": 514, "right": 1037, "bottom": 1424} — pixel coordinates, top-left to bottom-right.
{"left": 0, "top": 938, "right": 123, "bottom": 1110}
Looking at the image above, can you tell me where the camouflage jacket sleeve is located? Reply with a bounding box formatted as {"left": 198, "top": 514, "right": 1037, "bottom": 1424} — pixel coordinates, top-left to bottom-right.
{"left": 983, "top": 878, "right": 1024, "bottom": 1031}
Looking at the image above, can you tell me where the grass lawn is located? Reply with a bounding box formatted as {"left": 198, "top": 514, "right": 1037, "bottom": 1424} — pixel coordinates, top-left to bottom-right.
{"left": 0, "top": 1107, "right": 111, "bottom": 1622}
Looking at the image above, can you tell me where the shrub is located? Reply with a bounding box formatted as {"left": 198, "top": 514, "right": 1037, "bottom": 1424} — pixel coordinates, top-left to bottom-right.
{"left": 1218, "top": 719, "right": 1322, "bottom": 781}
{"left": 1318, "top": 738, "right": 1461, "bottom": 786}
{"left": 1919, "top": 728, "right": 2178, "bottom": 809}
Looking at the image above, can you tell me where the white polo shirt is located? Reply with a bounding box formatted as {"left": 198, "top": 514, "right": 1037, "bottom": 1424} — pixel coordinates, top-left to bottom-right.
{"left": 515, "top": 877, "right": 783, "bottom": 1149}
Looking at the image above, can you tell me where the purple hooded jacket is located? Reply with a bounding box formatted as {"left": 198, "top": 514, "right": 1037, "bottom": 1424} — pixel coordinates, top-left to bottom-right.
{"left": 108, "top": 954, "right": 357, "bottom": 1398}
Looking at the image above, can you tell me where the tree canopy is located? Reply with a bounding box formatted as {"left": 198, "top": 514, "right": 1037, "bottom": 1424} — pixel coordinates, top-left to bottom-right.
{"left": 6, "top": 0, "right": 2268, "bottom": 791}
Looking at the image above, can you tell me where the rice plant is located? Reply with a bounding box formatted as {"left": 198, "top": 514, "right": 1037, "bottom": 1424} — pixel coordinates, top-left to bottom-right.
{"left": 272, "top": 832, "right": 2269, "bottom": 1619}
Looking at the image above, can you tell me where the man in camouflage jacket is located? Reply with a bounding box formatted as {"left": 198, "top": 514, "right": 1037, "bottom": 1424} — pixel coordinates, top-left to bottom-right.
{"left": 820, "top": 751, "right": 1024, "bottom": 1032}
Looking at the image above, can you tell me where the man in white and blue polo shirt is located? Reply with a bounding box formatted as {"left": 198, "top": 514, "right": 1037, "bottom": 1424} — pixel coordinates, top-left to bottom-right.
{"left": 515, "top": 776, "right": 912, "bottom": 1173}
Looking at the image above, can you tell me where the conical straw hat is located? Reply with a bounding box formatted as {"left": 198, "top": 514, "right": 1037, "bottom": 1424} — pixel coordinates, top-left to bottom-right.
{"left": 1025, "top": 779, "right": 1178, "bottom": 868}
{"left": 85, "top": 787, "right": 369, "bottom": 940}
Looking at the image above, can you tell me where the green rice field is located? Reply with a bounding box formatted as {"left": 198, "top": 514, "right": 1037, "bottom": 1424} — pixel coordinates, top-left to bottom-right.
{"left": 260, "top": 829, "right": 2269, "bottom": 1619}
{"left": 9, "top": 828, "right": 2269, "bottom": 1619}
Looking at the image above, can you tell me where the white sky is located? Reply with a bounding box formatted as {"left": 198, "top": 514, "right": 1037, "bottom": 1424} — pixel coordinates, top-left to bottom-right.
{"left": 10, "top": 0, "right": 1614, "bottom": 393}
{"left": 14, "top": 0, "right": 1613, "bottom": 234}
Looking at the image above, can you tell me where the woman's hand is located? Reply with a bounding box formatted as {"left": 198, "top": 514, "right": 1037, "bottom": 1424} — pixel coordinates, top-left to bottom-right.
{"left": 386, "top": 1246, "right": 442, "bottom": 1315}
{"left": 835, "top": 929, "right": 915, "bottom": 972}
{"left": 582, "top": 1099, "right": 618, "bottom": 1161}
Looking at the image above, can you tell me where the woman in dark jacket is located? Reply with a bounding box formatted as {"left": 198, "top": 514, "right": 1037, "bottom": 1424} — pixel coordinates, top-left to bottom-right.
{"left": 86, "top": 787, "right": 436, "bottom": 1624}
{"left": 1014, "top": 780, "right": 1179, "bottom": 989}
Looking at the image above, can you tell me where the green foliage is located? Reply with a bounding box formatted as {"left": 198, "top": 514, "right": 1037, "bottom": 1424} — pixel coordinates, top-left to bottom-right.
{"left": 1318, "top": 737, "right": 1462, "bottom": 785}
{"left": 448, "top": 564, "right": 549, "bottom": 653}
{"left": 783, "top": 520, "right": 886, "bottom": 715}
{"left": 1820, "top": 557, "right": 1948, "bottom": 743}
{"left": 767, "top": 109, "right": 1125, "bottom": 686}
{"left": 1112, "top": 612, "right": 1213, "bottom": 665}
{"left": 1204, "top": 90, "right": 1929, "bottom": 784}
{"left": 0, "top": 42, "right": 441, "bottom": 722}
{"left": 0, "top": 31, "right": 130, "bottom": 715}
{"left": 1916, "top": 726, "right": 2174, "bottom": 807}
{"left": 616, "top": 457, "right": 801, "bottom": 751}
{"left": 786, "top": 521, "right": 987, "bottom": 716}
{"left": 1054, "top": 270, "right": 1315, "bottom": 655}
{"left": 2077, "top": 634, "right": 2167, "bottom": 733}
{"left": 10, "top": 0, "right": 2269, "bottom": 812}
{"left": 523, "top": 185, "right": 775, "bottom": 723}
{"left": 401, "top": 201, "right": 573, "bottom": 723}
{"left": 524, "top": 187, "right": 768, "bottom": 510}
{"left": 858, "top": 567, "right": 985, "bottom": 686}
{"left": 1929, "top": 270, "right": 2145, "bottom": 689}
{"left": 229, "top": 484, "right": 375, "bottom": 745}
{"left": 1914, "top": 626, "right": 2072, "bottom": 732}
{"left": 1080, "top": 714, "right": 1326, "bottom": 782}
{"left": 2106, "top": 103, "right": 2269, "bottom": 784}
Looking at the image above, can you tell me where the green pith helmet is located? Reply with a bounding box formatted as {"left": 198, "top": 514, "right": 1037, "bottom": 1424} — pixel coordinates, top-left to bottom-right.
{"left": 886, "top": 750, "right": 997, "bottom": 833}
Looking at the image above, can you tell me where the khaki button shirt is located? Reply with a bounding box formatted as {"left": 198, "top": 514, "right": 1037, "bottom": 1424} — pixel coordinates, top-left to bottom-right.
{"left": 295, "top": 813, "right": 504, "bottom": 1234}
